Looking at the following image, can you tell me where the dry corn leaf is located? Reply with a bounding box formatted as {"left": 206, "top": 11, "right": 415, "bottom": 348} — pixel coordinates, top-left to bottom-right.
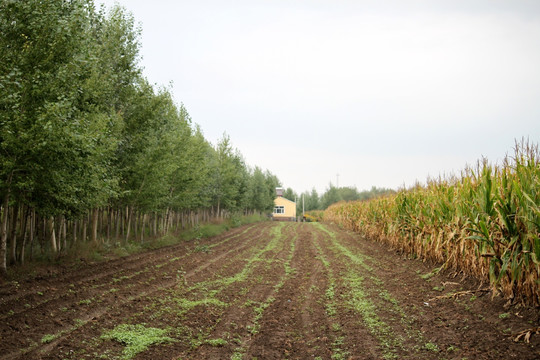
{"left": 428, "top": 288, "right": 490, "bottom": 302}
{"left": 512, "top": 327, "right": 540, "bottom": 343}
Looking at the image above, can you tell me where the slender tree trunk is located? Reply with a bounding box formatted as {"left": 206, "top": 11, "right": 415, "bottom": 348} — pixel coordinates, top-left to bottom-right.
{"left": 141, "top": 213, "right": 146, "bottom": 243}
{"left": 82, "top": 216, "right": 87, "bottom": 243}
{"left": 152, "top": 213, "right": 157, "bottom": 236}
{"left": 55, "top": 216, "right": 61, "bottom": 252}
{"left": 115, "top": 209, "right": 120, "bottom": 240}
{"left": 121, "top": 208, "right": 125, "bottom": 239}
{"left": 29, "top": 210, "right": 35, "bottom": 261}
{"left": 39, "top": 217, "right": 46, "bottom": 254}
{"left": 59, "top": 217, "right": 64, "bottom": 252}
{"left": 107, "top": 207, "right": 112, "bottom": 241}
{"left": 73, "top": 219, "right": 78, "bottom": 245}
{"left": 91, "top": 208, "right": 99, "bottom": 244}
{"left": 181, "top": 211, "right": 185, "bottom": 230}
{"left": 163, "top": 210, "right": 167, "bottom": 234}
{"left": 98, "top": 209, "right": 103, "bottom": 241}
{"left": 164, "top": 208, "right": 169, "bottom": 234}
{"left": 0, "top": 190, "right": 11, "bottom": 278}
{"left": 133, "top": 211, "right": 138, "bottom": 241}
{"left": 62, "top": 216, "right": 67, "bottom": 250}
{"left": 163, "top": 212, "right": 167, "bottom": 233}
{"left": 48, "top": 217, "right": 57, "bottom": 254}
{"left": 125, "top": 206, "right": 132, "bottom": 242}
{"left": 55, "top": 217, "right": 61, "bottom": 252}
{"left": 136, "top": 212, "right": 140, "bottom": 242}
{"left": 9, "top": 204, "right": 19, "bottom": 264}
{"left": 19, "top": 205, "right": 30, "bottom": 265}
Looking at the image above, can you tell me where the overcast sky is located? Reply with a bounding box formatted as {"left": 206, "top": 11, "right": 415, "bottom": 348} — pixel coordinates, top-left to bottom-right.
{"left": 97, "top": 0, "right": 540, "bottom": 194}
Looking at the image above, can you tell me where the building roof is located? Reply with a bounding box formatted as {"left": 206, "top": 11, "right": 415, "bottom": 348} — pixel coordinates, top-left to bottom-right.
{"left": 274, "top": 196, "right": 296, "bottom": 205}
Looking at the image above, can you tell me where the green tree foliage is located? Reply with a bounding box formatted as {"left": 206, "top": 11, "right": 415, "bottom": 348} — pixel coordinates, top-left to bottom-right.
{"left": 209, "top": 134, "right": 243, "bottom": 216}
{"left": 321, "top": 185, "right": 342, "bottom": 210}
{"left": 298, "top": 188, "right": 321, "bottom": 212}
{"left": 0, "top": 0, "right": 281, "bottom": 275}
{"left": 264, "top": 171, "right": 280, "bottom": 204}
{"left": 0, "top": 0, "right": 118, "bottom": 216}
{"left": 168, "top": 123, "right": 213, "bottom": 211}
{"left": 283, "top": 188, "right": 297, "bottom": 202}
{"left": 245, "top": 167, "right": 273, "bottom": 213}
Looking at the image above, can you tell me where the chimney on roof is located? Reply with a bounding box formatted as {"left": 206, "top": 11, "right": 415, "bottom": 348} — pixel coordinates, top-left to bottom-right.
{"left": 276, "top": 187, "right": 284, "bottom": 197}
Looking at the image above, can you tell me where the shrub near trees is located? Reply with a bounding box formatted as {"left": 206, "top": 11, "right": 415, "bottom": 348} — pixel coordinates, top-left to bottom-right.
{"left": 0, "top": 0, "right": 279, "bottom": 276}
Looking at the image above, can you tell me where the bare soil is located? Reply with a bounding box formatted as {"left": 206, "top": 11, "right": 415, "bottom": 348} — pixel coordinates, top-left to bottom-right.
{"left": 0, "top": 221, "right": 538, "bottom": 359}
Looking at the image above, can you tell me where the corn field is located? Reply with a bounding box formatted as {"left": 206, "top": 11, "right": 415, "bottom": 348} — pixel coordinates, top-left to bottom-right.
{"left": 324, "top": 140, "right": 540, "bottom": 305}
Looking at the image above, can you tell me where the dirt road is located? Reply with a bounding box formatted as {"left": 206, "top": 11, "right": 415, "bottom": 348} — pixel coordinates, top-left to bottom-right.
{"left": 1, "top": 222, "right": 538, "bottom": 359}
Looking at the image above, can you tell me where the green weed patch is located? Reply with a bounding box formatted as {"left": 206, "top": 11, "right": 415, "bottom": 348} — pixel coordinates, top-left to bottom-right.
{"left": 101, "top": 324, "right": 174, "bottom": 359}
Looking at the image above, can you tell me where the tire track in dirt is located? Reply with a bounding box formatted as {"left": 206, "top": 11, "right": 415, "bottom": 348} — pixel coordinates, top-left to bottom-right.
{"left": 0, "top": 222, "right": 273, "bottom": 360}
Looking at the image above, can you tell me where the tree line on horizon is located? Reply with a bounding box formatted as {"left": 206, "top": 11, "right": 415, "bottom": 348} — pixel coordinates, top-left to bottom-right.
{"left": 0, "top": 0, "right": 280, "bottom": 276}
{"left": 280, "top": 185, "right": 395, "bottom": 213}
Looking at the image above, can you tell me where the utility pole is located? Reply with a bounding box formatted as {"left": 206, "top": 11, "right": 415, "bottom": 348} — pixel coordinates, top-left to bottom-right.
{"left": 295, "top": 195, "right": 298, "bottom": 222}
{"left": 302, "top": 193, "right": 305, "bottom": 218}
{"left": 336, "top": 173, "right": 340, "bottom": 188}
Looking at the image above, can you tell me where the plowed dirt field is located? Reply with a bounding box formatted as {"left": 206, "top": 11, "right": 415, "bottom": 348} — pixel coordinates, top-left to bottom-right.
{"left": 1, "top": 221, "right": 538, "bottom": 359}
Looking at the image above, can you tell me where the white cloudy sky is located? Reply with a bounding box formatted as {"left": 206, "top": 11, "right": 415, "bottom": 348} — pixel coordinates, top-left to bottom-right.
{"left": 98, "top": 0, "right": 540, "bottom": 194}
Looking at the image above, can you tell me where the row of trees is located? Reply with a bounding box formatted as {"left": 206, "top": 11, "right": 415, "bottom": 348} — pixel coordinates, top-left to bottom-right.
{"left": 0, "top": 0, "right": 280, "bottom": 275}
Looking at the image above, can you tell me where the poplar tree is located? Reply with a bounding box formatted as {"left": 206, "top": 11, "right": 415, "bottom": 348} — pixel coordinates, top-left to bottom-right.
{"left": 246, "top": 167, "right": 272, "bottom": 213}
{"left": 0, "top": 0, "right": 120, "bottom": 271}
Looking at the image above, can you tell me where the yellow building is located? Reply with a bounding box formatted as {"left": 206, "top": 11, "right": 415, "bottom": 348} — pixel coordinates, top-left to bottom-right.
{"left": 273, "top": 188, "right": 296, "bottom": 221}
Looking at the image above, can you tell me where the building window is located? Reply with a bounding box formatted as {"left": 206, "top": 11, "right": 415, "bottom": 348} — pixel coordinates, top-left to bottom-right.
{"left": 274, "top": 206, "right": 285, "bottom": 214}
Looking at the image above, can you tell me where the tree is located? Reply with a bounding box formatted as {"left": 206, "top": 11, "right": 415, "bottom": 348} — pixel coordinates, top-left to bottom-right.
{"left": 245, "top": 167, "right": 276, "bottom": 213}
{"left": 0, "top": 0, "right": 124, "bottom": 269}
{"left": 339, "top": 186, "right": 360, "bottom": 202}
{"left": 357, "top": 186, "right": 395, "bottom": 201}
{"left": 321, "top": 184, "right": 342, "bottom": 209}
{"left": 209, "top": 134, "right": 246, "bottom": 216}
{"left": 283, "top": 188, "right": 297, "bottom": 202}
{"left": 168, "top": 121, "right": 213, "bottom": 212}
{"left": 301, "top": 188, "right": 321, "bottom": 212}
{"left": 264, "top": 171, "right": 280, "bottom": 204}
